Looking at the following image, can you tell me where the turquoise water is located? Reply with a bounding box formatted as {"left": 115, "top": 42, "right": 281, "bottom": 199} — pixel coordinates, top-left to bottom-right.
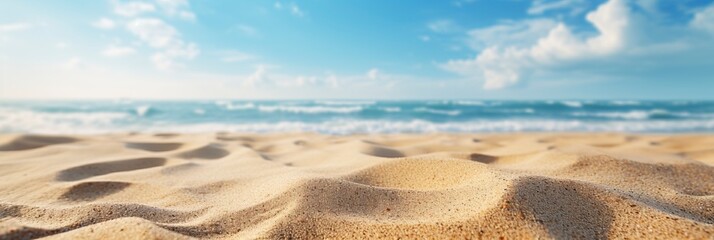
{"left": 1, "top": 100, "right": 713, "bottom": 134}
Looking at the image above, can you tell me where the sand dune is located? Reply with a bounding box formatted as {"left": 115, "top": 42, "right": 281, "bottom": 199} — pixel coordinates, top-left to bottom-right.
{"left": 0, "top": 133, "right": 712, "bottom": 239}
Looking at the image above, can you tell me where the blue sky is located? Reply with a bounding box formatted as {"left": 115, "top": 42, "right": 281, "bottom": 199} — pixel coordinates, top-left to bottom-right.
{"left": 1, "top": 0, "right": 714, "bottom": 99}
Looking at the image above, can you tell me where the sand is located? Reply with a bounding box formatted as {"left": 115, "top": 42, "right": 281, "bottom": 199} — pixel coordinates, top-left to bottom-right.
{"left": 0, "top": 133, "right": 712, "bottom": 239}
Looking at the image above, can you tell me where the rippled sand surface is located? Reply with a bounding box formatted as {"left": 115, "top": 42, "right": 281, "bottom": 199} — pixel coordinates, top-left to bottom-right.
{"left": 0, "top": 133, "right": 712, "bottom": 239}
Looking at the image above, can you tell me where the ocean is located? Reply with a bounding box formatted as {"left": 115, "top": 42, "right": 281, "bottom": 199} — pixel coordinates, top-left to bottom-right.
{"left": 1, "top": 100, "right": 713, "bottom": 134}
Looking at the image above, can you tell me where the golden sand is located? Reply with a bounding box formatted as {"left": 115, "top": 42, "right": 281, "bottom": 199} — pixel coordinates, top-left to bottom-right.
{"left": 0, "top": 133, "right": 712, "bottom": 239}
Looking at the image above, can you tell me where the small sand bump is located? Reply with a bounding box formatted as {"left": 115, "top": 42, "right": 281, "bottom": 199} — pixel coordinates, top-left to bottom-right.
{"left": 56, "top": 157, "right": 167, "bottom": 181}
{"left": 469, "top": 153, "right": 497, "bottom": 164}
{"left": 360, "top": 145, "right": 405, "bottom": 158}
{"left": 125, "top": 142, "right": 183, "bottom": 152}
{"left": 59, "top": 181, "right": 132, "bottom": 201}
{"left": 0, "top": 135, "right": 77, "bottom": 151}
{"left": 153, "top": 133, "right": 180, "bottom": 138}
{"left": 177, "top": 144, "right": 230, "bottom": 160}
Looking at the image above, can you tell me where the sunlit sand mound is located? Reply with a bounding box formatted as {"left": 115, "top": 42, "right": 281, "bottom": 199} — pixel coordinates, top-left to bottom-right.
{"left": 0, "top": 133, "right": 712, "bottom": 239}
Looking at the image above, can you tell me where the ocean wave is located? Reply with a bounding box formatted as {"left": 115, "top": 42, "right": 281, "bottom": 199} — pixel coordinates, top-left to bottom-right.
{"left": 215, "top": 101, "right": 255, "bottom": 110}
{"left": 3, "top": 108, "right": 714, "bottom": 134}
{"left": 452, "top": 100, "right": 486, "bottom": 106}
{"left": 257, "top": 105, "right": 363, "bottom": 114}
{"left": 414, "top": 107, "right": 461, "bottom": 116}
{"left": 610, "top": 100, "right": 641, "bottom": 106}
{"left": 314, "top": 100, "right": 376, "bottom": 106}
{"left": 135, "top": 105, "right": 152, "bottom": 117}
{"left": 0, "top": 107, "right": 129, "bottom": 133}
{"left": 379, "top": 107, "right": 401, "bottom": 112}
{"left": 97, "top": 120, "right": 714, "bottom": 134}
{"left": 572, "top": 109, "right": 691, "bottom": 120}
{"left": 561, "top": 101, "right": 583, "bottom": 108}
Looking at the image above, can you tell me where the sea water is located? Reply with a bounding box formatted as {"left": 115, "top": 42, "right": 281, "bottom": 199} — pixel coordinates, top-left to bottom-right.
{"left": 1, "top": 100, "right": 713, "bottom": 134}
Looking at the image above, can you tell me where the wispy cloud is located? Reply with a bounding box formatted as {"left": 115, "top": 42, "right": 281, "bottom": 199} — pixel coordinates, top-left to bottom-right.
{"left": 233, "top": 24, "right": 258, "bottom": 37}
{"left": 528, "top": 0, "right": 587, "bottom": 15}
{"left": 466, "top": 19, "right": 558, "bottom": 50}
{"left": 243, "top": 65, "right": 269, "bottom": 87}
{"left": 92, "top": 18, "right": 116, "bottom": 29}
{"left": 102, "top": 45, "right": 136, "bottom": 57}
{"left": 0, "top": 23, "right": 32, "bottom": 33}
{"left": 691, "top": 4, "right": 714, "bottom": 34}
{"left": 367, "top": 68, "right": 379, "bottom": 80}
{"left": 274, "top": 2, "right": 305, "bottom": 17}
{"left": 427, "top": 19, "right": 460, "bottom": 33}
{"left": 113, "top": 1, "right": 156, "bottom": 17}
{"left": 221, "top": 50, "right": 254, "bottom": 62}
{"left": 156, "top": 0, "right": 196, "bottom": 21}
{"left": 290, "top": 3, "right": 304, "bottom": 17}
{"left": 126, "top": 18, "right": 199, "bottom": 70}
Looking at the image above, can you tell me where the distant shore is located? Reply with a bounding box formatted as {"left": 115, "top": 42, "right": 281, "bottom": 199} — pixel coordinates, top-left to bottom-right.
{"left": 0, "top": 132, "right": 712, "bottom": 239}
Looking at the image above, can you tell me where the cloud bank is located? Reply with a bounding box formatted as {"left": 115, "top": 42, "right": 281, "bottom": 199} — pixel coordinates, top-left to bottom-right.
{"left": 443, "top": 0, "right": 714, "bottom": 90}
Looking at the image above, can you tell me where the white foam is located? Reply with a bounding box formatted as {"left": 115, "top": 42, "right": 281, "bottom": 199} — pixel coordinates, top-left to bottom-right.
{"left": 135, "top": 105, "right": 151, "bottom": 117}
{"left": 452, "top": 100, "right": 486, "bottom": 106}
{"left": 315, "top": 100, "right": 376, "bottom": 106}
{"left": 257, "top": 105, "right": 363, "bottom": 114}
{"left": 0, "top": 107, "right": 129, "bottom": 134}
{"left": 414, "top": 107, "right": 461, "bottom": 116}
{"left": 573, "top": 109, "right": 676, "bottom": 120}
{"left": 610, "top": 100, "right": 641, "bottom": 106}
{"left": 136, "top": 119, "right": 714, "bottom": 134}
{"left": 227, "top": 103, "right": 255, "bottom": 110}
{"left": 561, "top": 101, "right": 583, "bottom": 108}
{"left": 214, "top": 101, "right": 255, "bottom": 110}
{"left": 380, "top": 107, "right": 402, "bottom": 112}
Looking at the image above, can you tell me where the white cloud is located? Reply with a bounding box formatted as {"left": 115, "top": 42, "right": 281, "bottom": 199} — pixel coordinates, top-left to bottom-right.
{"left": 528, "top": 0, "right": 587, "bottom": 15}
{"left": 692, "top": 4, "right": 714, "bottom": 34}
{"left": 419, "top": 35, "right": 431, "bottom": 42}
{"left": 102, "top": 45, "right": 136, "bottom": 57}
{"left": 92, "top": 18, "right": 116, "bottom": 29}
{"left": 427, "top": 19, "right": 459, "bottom": 33}
{"left": 156, "top": 0, "right": 196, "bottom": 21}
{"left": 240, "top": 66, "right": 353, "bottom": 89}
{"left": 126, "top": 18, "right": 199, "bottom": 70}
{"left": 113, "top": 1, "right": 156, "bottom": 17}
{"left": 0, "top": 23, "right": 32, "bottom": 33}
{"left": 443, "top": 0, "right": 633, "bottom": 89}
{"left": 292, "top": 76, "right": 318, "bottom": 87}
{"left": 126, "top": 18, "right": 177, "bottom": 48}
{"left": 367, "top": 68, "right": 379, "bottom": 80}
{"left": 467, "top": 19, "right": 558, "bottom": 50}
{"left": 443, "top": 0, "right": 714, "bottom": 90}
{"left": 325, "top": 74, "right": 339, "bottom": 88}
{"left": 290, "top": 3, "right": 304, "bottom": 17}
{"left": 274, "top": 2, "right": 304, "bottom": 17}
{"left": 243, "top": 65, "right": 269, "bottom": 87}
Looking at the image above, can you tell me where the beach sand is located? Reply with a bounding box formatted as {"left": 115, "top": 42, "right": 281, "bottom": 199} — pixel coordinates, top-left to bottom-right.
{"left": 0, "top": 133, "right": 712, "bottom": 239}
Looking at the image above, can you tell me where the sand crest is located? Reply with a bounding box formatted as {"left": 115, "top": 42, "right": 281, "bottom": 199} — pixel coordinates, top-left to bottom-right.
{"left": 0, "top": 133, "right": 712, "bottom": 239}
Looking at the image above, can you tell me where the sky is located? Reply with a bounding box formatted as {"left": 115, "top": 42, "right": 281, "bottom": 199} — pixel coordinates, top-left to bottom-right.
{"left": 1, "top": 0, "right": 714, "bottom": 100}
